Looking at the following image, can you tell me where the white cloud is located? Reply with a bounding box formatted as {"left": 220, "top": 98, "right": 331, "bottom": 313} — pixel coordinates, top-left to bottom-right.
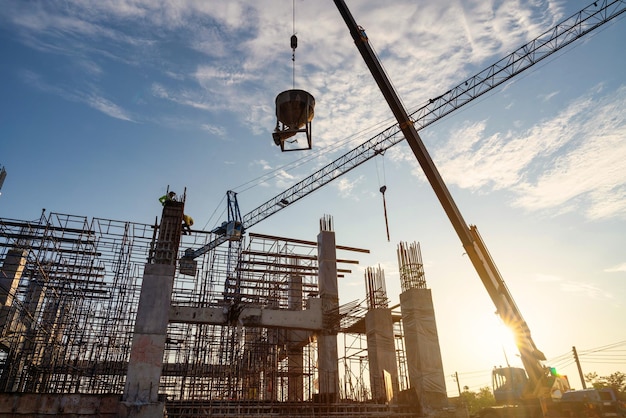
{"left": 334, "top": 176, "right": 363, "bottom": 200}
{"left": 151, "top": 83, "right": 213, "bottom": 111}
{"left": 513, "top": 87, "right": 626, "bottom": 219}
{"left": 19, "top": 69, "right": 133, "bottom": 122}
{"left": 434, "top": 85, "right": 626, "bottom": 220}
{"left": 85, "top": 94, "right": 133, "bottom": 121}
{"left": 275, "top": 169, "right": 297, "bottom": 189}
{"left": 604, "top": 263, "right": 626, "bottom": 273}
{"left": 534, "top": 273, "right": 562, "bottom": 282}
{"left": 540, "top": 91, "right": 559, "bottom": 102}
{"left": 535, "top": 273, "right": 615, "bottom": 301}
{"left": 560, "top": 281, "right": 614, "bottom": 300}
{"left": 200, "top": 124, "right": 226, "bottom": 137}
{"left": 2, "top": 0, "right": 573, "bottom": 147}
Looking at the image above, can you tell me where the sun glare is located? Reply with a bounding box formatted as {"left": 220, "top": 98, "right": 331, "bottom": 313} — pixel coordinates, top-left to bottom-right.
{"left": 485, "top": 313, "right": 521, "bottom": 368}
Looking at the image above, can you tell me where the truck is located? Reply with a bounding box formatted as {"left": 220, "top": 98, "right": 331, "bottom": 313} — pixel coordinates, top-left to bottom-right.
{"left": 559, "top": 388, "right": 626, "bottom": 418}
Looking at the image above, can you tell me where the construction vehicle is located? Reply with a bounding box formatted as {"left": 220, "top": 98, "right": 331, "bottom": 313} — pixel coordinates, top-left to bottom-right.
{"left": 560, "top": 388, "right": 626, "bottom": 418}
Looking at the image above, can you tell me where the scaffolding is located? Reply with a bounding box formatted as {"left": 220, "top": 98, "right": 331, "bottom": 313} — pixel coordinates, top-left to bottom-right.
{"left": 0, "top": 212, "right": 425, "bottom": 417}
{"left": 0, "top": 212, "right": 150, "bottom": 394}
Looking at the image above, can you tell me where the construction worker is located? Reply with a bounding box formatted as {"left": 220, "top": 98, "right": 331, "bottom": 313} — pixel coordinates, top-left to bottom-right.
{"left": 183, "top": 214, "right": 194, "bottom": 235}
{"left": 159, "top": 191, "right": 176, "bottom": 206}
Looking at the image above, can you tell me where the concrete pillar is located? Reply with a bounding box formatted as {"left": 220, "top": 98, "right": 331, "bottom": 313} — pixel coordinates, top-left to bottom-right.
{"left": 120, "top": 198, "right": 183, "bottom": 416}
{"left": 120, "top": 263, "right": 175, "bottom": 417}
{"left": 400, "top": 287, "right": 448, "bottom": 411}
{"left": 0, "top": 249, "right": 28, "bottom": 392}
{"left": 365, "top": 308, "right": 399, "bottom": 402}
{"left": 0, "top": 249, "right": 27, "bottom": 307}
{"left": 317, "top": 228, "right": 339, "bottom": 402}
{"left": 0, "top": 249, "right": 27, "bottom": 341}
{"left": 288, "top": 273, "right": 304, "bottom": 401}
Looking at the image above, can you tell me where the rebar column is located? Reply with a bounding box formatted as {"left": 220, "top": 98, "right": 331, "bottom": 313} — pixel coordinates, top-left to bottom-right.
{"left": 364, "top": 266, "right": 399, "bottom": 403}
{"left": 317, "top": 215, "right": 339, "bottom": 402}
{"left": 397, "top": 242, "right": 448, "bottom": 412}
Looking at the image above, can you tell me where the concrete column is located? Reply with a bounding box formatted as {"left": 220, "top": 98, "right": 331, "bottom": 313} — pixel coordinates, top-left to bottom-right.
{"left": 0, "top": 249, "right": 29, "bottom": 392}
{"left": 288, "top": 273, "right": 304, "bottom": 401}
{"left": 0, "top": 249, "right": 27, "bottom": 307}
{"left": 317, "top": 229, "right": 339, "bottom": 402}
{"left": 120, "top": 263, "right": 175, "bottom": 417}
{"left": 365, "top": 308, "right": 399, "bottom": 403}
{"left": 0, "top": 249, "right": 27, "bottom": 340}
{"left": 400, "top": 287, "right": 448, "bottom": 411}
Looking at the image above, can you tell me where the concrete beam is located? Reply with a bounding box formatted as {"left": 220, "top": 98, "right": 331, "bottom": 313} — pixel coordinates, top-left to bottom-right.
{"left": 169, "top": 298, "right": 323, "bottom": 331}
{"left": 0, "top": 393, "right": 120, "bottom": 416}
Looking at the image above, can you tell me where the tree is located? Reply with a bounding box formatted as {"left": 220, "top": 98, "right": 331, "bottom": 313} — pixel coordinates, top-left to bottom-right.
{"left": 458, "top": 386, "right": 496, "bottom": 416}
{"left": 584, "top": 371, "right": 626, "bottom": 400}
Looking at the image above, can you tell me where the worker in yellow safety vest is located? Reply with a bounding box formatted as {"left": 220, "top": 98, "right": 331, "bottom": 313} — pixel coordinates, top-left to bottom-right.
{"left": 183, "top": 214, "right": 194, "bottom": 235}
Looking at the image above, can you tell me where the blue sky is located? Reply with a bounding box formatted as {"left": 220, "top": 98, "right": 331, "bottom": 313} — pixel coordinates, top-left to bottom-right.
{"left": 1, "top": 0, "right": 625, "bottom": 394}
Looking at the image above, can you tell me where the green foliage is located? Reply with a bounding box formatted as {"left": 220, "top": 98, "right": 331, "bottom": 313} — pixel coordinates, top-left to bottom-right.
{"left": 458, "top": 386, "right": 496, "bottom": 416}
{"left": 584, "top": 371, "right": 626, "bottom": 400}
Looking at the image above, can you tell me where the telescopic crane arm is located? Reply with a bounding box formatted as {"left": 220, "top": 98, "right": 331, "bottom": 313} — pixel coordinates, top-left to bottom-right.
{"left": 332, "top": 0, "right": 551, "bottom": 386}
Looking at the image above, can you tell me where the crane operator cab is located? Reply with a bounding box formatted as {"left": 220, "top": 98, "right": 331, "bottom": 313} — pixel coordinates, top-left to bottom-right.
{"left": 493, "top": 367, "right": 529, "bottom": 404}
{"left": 492, "top": 366, "right": 570, "bottom": 406}
{"left": 272, "top": 89, "right": 315, "bottom": 152}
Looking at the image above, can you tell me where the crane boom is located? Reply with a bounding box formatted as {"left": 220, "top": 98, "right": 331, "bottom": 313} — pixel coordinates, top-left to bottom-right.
{"left": 331, "top": 0, "right": 557, "bottom": 388}
{"left": 242, "top": 0, "right": 625, "bottom": 231}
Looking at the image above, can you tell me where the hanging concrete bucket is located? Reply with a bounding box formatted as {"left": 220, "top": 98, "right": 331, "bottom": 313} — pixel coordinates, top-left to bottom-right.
{"left": 272, "top": 89, "right": 315, "bottom": 151}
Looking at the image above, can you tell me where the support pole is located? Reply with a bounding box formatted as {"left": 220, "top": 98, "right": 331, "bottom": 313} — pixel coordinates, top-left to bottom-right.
{"left": 573, "top": 346, "right": 587, "bottom": 389}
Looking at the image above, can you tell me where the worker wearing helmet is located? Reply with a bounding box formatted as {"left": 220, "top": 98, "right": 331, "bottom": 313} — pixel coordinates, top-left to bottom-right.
{"left": 183, "top": 214, "right": 194, "bottom": 235}
{"left": 159, "top": 191, "right": 176, "bottom": 206}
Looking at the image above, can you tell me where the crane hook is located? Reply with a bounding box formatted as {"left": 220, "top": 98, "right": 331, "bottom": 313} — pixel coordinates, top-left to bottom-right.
{"left": 380, "top": 185, "right": 390, "bottom": 242}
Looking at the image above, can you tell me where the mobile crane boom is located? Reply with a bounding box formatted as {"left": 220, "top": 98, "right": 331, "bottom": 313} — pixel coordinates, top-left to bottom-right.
{"left": 332, "top": 0, "right": 546, "bottom": 390}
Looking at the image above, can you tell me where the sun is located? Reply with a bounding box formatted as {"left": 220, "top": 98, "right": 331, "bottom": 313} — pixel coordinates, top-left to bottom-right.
{"left": 482, "top": 313, "right": 522, "bottom": 368}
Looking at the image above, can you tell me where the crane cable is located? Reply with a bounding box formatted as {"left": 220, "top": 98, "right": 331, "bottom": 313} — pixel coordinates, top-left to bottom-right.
{"left": 291, "top": 0, "right": 297, "bottom": 89}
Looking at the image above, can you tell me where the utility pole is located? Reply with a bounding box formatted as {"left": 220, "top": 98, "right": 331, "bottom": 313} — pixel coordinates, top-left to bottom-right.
{"left": 572, "top": 346, "right": 587, "bottom": 389}
{"left": 453, "top": 372, "right": 461, "bottom": 396}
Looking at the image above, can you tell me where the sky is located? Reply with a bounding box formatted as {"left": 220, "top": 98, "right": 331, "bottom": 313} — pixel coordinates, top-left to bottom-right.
{"left": 1, "top": 0, "right": 625, "bottom": 396}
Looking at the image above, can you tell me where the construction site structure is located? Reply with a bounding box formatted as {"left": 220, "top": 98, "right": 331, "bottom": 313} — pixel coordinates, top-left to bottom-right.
{"left": 0, "top": 1, "right": 621, "bottom": 416}
{"left": 0, "top": 205, "right": 461, "bottom": 417}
